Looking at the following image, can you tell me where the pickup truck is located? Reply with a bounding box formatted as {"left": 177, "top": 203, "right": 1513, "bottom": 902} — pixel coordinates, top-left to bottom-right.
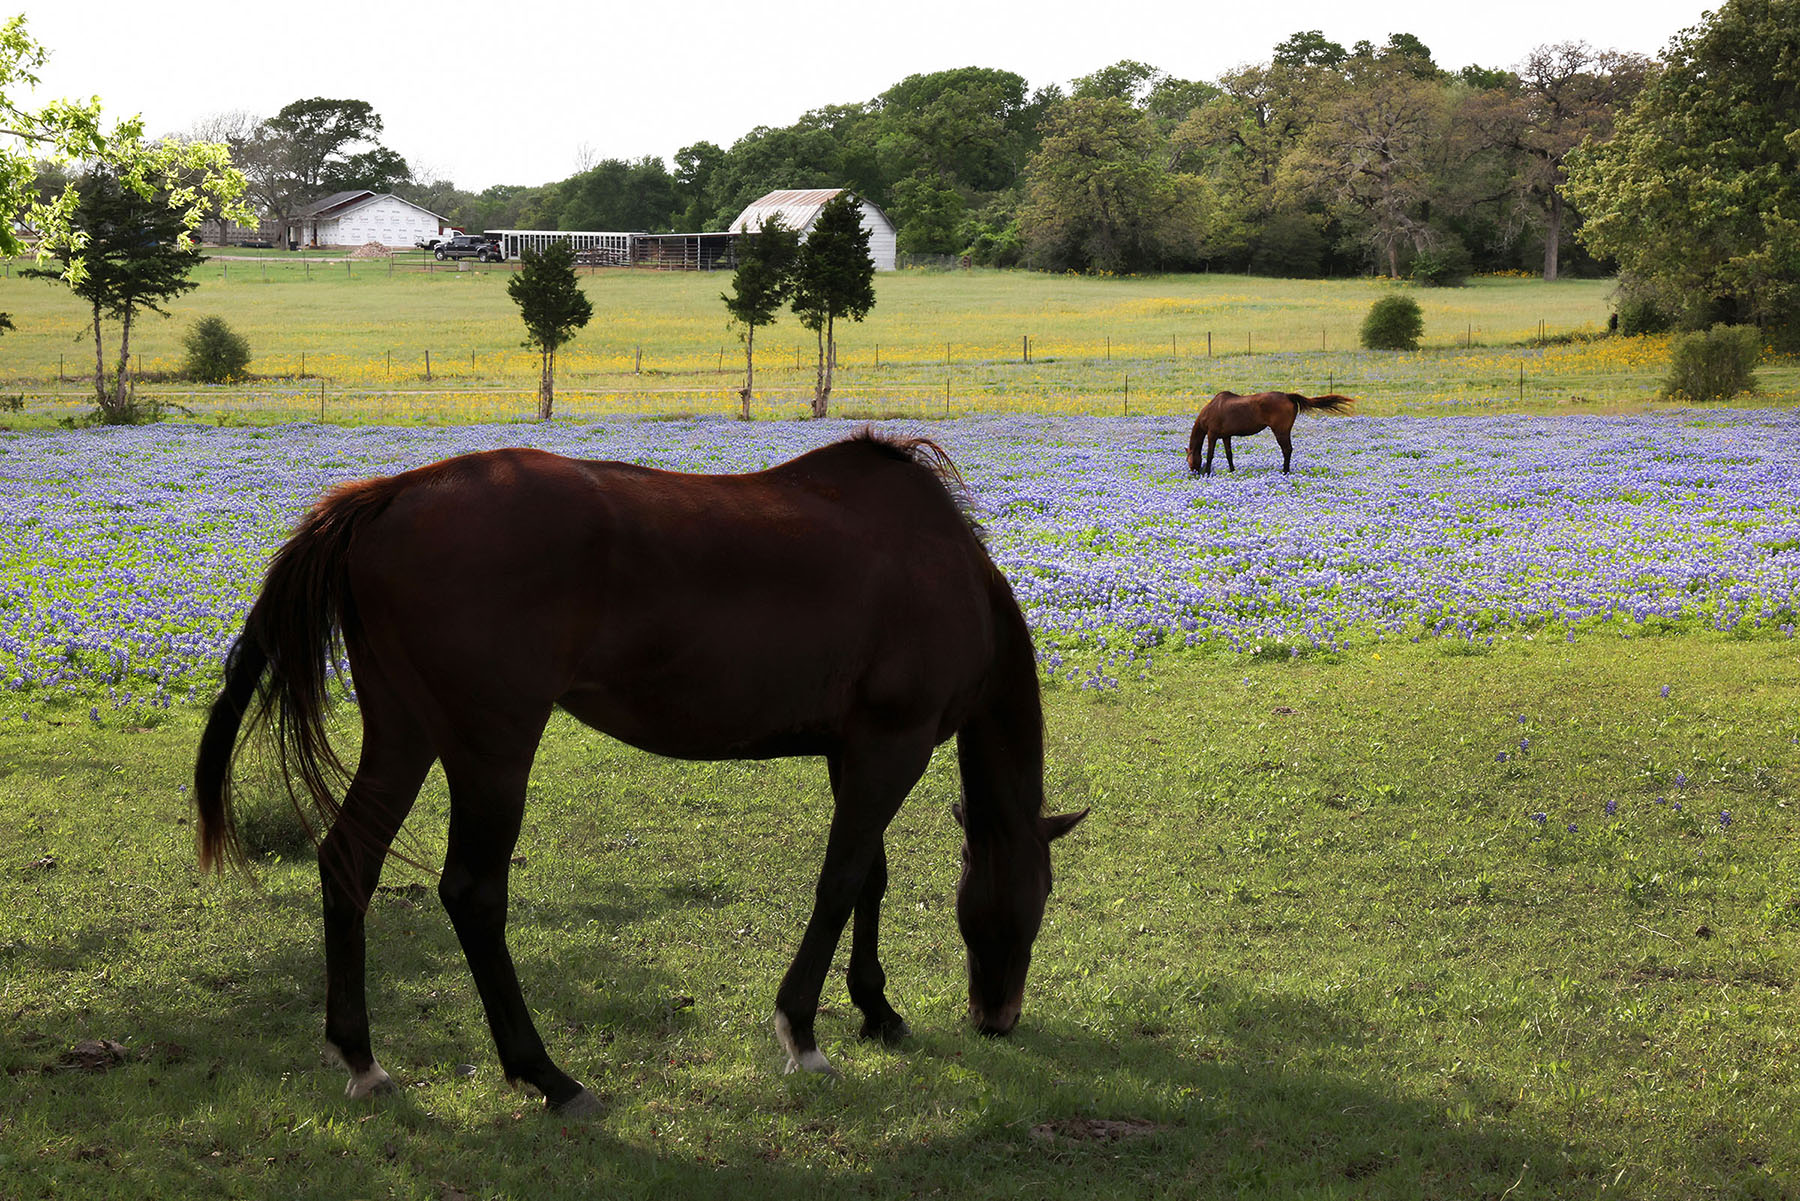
{"left": 432, "top": 234, "right": 502, "bottom": 262}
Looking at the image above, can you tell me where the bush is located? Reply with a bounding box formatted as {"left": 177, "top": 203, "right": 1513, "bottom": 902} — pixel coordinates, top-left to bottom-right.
{"left": 1615, "top": 297, "right": 1672, "bottom": 336}
{"left": 1661, "top": 325, "right": 1762, "bottom": 401}
{"left": 181, "top": 316, "right": 251, "bottom": 383}
{"left": 1361, "top": 295, "right": 1425, "bottom": 350}
{"left": 1407, "top": 243, "right": 1472, "bottom": 287}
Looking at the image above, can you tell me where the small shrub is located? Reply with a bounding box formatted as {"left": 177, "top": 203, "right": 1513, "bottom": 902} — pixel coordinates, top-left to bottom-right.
{"left": 182, "top": 316, "right": 251, "bottom": 383}
{"left": 1407, "top": 243, "right": 1471, "bottom": 287}
{"left": 1361, "top": 295, "right": 1424, "bottom": 351}
{"left": 1661, "top": 325, "right": 1762, "bottom": 401}
{"left": 1616, "top": 297, "right": 1672, "bottom": 336}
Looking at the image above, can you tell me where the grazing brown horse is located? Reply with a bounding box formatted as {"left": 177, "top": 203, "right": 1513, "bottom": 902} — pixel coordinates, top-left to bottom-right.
{"left": 1186, "top": 390, "right": 1357, "bottom": 475}
{"left": 193, "top": 432, "right": 1086, "bottom": 1115}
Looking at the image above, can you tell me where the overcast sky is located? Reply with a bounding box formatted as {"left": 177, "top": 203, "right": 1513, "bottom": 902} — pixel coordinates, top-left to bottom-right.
{"left": 18, "top": 0, "right": 1706, "bottom": 192}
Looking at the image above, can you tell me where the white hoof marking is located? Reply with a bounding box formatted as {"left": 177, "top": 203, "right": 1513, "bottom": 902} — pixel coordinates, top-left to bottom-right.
{"left": 345, "top": 1059, "right": 393, "bottom": 1098}
{"left": 774, "top": 1012, "right": 838, "bottom": 1077}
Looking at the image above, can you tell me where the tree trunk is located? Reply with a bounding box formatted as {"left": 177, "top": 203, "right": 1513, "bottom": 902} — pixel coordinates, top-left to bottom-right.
{"left": 740, "top": 323, "right": 755, "bottom": 420}
{"left": 810, "top": 321, "right": 829, "bottom": 419}
{"left": 90, "top": 306, "right": 108, "bottom": 413}
{"left": 537, "top": 347, "right": 554, "bottom": 420}
{"left": 110, "top": 307, "right": 135, "bottom": 422}
{"left": 1543, "top": 189, "right": 1563, "bottom": 282}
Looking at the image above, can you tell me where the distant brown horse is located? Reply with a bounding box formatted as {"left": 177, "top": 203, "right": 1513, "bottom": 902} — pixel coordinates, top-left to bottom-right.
{"left": 1187, "top": 391, "right": 1357, "bottom": 475}
{"left": 194, "top": 432, "right": 1087, "bottom": 1115}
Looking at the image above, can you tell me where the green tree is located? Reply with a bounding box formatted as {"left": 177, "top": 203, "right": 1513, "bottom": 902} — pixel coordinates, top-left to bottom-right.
{"left": 1273, "top": 30, "right": 1348, "bottom": 70}
{"left": 1, "top": 16, "right": 247, "bottom": 278}
{"left": 553, "top": 156, "right": 679, "bottom": 232}
{"left": 1289, "top": 55, "right": 1447, "bottom": 276}
{"left": 1566, "top": 0, "right": 1800, "bottom": 338}
{"left": 790, "top": 192, "right": 875, "bottom": 418}
{"left": 261, "top": 98, "right": 386, "bottom": 196}
{"left": 506, "top": 240, "right": 594, "bottom": 421}
{"left": 1481, "top": 42, "right": 1650, "bottom": 280}
{"left": 322, "top": 145, "right": 412, "bottom": 194}
{"left": 26, "top": 171, "right": 202, "bottom": 423}
{"left": 242, "top": 98, "right": 400, "bottom": 239}
{"left": 1018, "top": 96, "right": 1203, "bottom": 272}
{"left": 721, "top": 215, "right": 801, "bottom": 419}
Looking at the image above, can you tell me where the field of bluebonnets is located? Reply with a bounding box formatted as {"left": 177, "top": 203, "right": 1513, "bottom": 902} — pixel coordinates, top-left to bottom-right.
{"left": 4, "top": 408, "right": 1798, "bottom": 717}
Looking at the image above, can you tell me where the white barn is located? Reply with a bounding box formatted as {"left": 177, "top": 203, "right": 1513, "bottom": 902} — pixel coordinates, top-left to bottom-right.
{"left": 729, "top": 189, "right": 897, "bottom": 271}
{"left": 285, "top": 191, "right": 455, "bottom": 249}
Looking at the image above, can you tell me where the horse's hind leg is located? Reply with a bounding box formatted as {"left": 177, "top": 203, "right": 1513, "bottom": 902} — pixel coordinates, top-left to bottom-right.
{"left": 776, "top": 732, "right": 931, "bottom": 1074}
{"left": 437, "top": 726, "right": 598, "bottom": 1114}
{"left": 320, "top": 714, "right": 435, "bottom": 1098}
{"left": 1275, "top": 429, "right": 1294, "bottom": 473}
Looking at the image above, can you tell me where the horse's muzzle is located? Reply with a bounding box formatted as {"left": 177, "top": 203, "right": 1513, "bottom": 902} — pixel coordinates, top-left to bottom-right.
{"left": 969, "top": 997, "right": 1022, "bottom": 1036}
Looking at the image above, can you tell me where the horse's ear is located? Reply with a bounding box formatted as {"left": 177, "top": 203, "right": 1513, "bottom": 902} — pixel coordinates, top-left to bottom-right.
{"left": 1041, "top": 808, "right": 1090, "bottom": 842}
{"left": 951, "top": 802, "right": 966, "bottom": 830}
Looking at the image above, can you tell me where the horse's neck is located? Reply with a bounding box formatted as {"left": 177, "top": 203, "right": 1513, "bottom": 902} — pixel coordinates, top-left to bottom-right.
{"left": 955, "top": 588, "right": 1045, "bottom": 832}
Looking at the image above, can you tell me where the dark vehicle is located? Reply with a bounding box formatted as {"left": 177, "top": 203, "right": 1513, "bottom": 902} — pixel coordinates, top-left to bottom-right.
{"left": 434, "top": 235, "right": 501, "bottom": 262}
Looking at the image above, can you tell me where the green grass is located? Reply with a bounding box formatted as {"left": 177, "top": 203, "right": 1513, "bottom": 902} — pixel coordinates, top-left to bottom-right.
{"left": 4, "top": 633, "right": 1797, "bottom": 1199}
{"left": 6, "top": 264, "right": 1792, "bottom": 424}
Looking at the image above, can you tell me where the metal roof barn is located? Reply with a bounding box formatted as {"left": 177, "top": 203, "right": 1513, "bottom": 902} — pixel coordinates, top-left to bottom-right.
{"left": 729, "top": 189, "right": 897, "bottom": 271}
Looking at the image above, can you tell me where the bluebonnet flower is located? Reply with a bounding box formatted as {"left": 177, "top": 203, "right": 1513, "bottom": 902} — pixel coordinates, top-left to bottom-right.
{"left": 1719, "top": 811, "right": 1732, "bottom": 828}
{"left": 1567, "top": 823, "right": 1579, "bottom": 833}
{"left": 9, "top": 411, "right": 1800, "bottom": 706}
{"left": 1660, "top": 684, "right": 1671, "bottom": 698}
{"left": 1605, "top": 799, "right": 1618, "bottom": 816}
{"left": 1496, "top": 751, "right": 1508, "bottom": 763}
{"left": 1531, "top": 812, "right": 1547, "bottom": 826}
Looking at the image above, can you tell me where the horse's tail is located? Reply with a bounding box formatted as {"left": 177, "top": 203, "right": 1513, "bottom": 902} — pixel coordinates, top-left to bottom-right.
{"left": 193, "top": 478, "right": 392, "bottom": 873}
{"left": 1294, "top": 393, "right": 1357, "bottom": 413}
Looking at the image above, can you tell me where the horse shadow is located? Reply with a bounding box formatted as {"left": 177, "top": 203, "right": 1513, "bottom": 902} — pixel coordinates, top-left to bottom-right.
{"left": 9, "top": 886, "right": 1576, "bottom": 1199}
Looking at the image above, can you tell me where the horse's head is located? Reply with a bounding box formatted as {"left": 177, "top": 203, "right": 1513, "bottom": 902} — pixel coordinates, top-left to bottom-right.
{"left": 952, "top": 803, "right": 1088, "bottom": 1035}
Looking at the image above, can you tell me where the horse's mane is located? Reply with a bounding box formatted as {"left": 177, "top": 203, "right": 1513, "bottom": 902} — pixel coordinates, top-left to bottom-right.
{"left": 845, "top": 428, "right": 986, "bottom": 541}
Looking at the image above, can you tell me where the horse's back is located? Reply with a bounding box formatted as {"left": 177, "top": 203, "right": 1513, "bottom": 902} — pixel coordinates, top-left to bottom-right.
{"left": 338, "top": 442, "right": 1000, "bottom": 758}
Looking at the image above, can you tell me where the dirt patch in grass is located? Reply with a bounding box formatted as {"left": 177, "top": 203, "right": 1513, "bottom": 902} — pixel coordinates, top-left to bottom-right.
{"left": 1029, "top": 1117, "right": 1162, "bottom": 1144}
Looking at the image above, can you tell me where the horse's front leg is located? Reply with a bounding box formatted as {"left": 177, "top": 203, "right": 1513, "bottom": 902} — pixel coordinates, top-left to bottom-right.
{"left": 1202, "top": 434, "right": 1217, "bottom": 475}
{"left": 1222, "top": 437, "right": 1236, "bottom": 472}
{"left": 775, "top": 735, "right": 928, "bottom": 1075}
{"left": 848, "top": 842, "right": 909, "bottom": 1043}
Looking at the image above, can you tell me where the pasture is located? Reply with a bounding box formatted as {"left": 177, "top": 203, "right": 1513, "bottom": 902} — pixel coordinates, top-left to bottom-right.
{"left": 3, "top": 413, "right": 1799, "bottom": 1198}
{"left": 3, "top": 264, "right": 1796, "bottom": 423}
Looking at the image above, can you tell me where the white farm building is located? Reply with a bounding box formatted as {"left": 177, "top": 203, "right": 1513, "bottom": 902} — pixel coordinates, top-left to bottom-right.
{"left": 729, "top": 189, "right": 897, "bottom": 271}
{"left": 284, "top": 191, "right": 455, "bottom": 249}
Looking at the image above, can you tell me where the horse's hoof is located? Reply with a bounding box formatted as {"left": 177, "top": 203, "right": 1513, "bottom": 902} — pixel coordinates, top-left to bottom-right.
{"left": 551, "top": 1087, "right": 604, "bottom": 1117}
{"left": 345, "top": 1061, "right": 395, "bottom": 1099}
{"left": 860, "top": 1016, "right": 911, "bottom": 1045}
{"left": 783, "top": 1049, "right": 839, "bottom": 1077}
